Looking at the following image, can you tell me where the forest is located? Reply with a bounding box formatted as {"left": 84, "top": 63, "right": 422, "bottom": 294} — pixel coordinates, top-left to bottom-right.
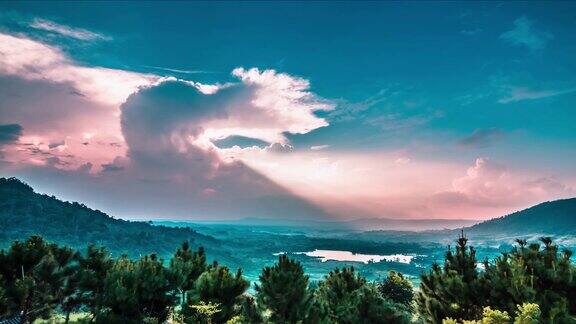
{"left": 0, "top": 233, "right": 574, "bottom": 324}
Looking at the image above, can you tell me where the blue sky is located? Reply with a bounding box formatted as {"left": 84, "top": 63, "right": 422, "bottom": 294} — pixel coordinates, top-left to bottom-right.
{"left": 0, "top": 1, "right": 575, "bottom": 220}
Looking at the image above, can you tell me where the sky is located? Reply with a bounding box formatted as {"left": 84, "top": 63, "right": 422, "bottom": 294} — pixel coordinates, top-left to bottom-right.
{"left": 0, "top": 1, "right": 575, "bottom": 221}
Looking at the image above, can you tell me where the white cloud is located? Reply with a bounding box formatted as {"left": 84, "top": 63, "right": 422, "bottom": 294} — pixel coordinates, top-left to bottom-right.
{"left": 310, "top": 145, "right": 330, "bottom": 151}
{"left": 144, "top": 65, "right": 214, "bottom": 75}
{"left": 498, "top": 86, "right": 576, "bottom": 104}
{"left": 500, "top": 16, "right": 553, "bottom": 51}
{"left": 0, "top": 32, "right": 158, "bottom": 105}
{"left": 29, "top": 18, "right": 111, "bottom": 41}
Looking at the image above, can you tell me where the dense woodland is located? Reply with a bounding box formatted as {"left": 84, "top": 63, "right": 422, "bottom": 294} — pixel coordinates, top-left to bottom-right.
{"left": 0, "top": 233, "right": 574, "bottom": 324}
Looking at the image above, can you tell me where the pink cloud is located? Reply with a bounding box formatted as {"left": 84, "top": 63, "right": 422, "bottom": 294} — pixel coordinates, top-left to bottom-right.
{"left": 430, "top": 157, "right": 575, "bottom": 218}
{"left": 0, "top": 33, "right": 158, "bottom": 106}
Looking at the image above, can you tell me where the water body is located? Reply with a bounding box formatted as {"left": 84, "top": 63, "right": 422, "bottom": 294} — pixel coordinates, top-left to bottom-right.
{"left": 275, "top": 249, "right": 415, "bottom": 264}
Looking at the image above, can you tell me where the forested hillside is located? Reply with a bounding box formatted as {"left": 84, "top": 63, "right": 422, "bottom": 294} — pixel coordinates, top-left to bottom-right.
{"left": 467, "top": 198, "right": 576, "bottom": 236}
{"left": 0, "top": 177, "right": 219, "bottom": 258}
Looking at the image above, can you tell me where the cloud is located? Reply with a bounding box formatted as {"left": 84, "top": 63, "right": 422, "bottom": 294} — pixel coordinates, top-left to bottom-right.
{"left": 434, "top": 157, "right": 574, "bottom": 209}
{"left": 144, "top": 66, "right": 214, "bottom": 75}
{"left": 459, "top": 128, "right": 504, "bottom": 148}
{"left": 330, "top": 88, "right": 441, "bottom": 133}
{"left": 1, "top": 65, "right": 333, "bottom": 219}
{"left": 500, "top": 16, "right": 553, "bottom": 51}
{"left": 310, "top": 145, "right": 330, "bottom": 151}
{"left": 0, "top": 32, "right": 158, "bottom": 105}
{"left": 498, "top": 86, "right": 576, "bottom": 104}
{"left": 29, "top": 18, "right": 111, "bottom": 41}
{"left": 0, "top": 124, "right": 23, "bottom": 144}
{"left": 0, "top": 74, "right": 126, "bottom": 169}
{"left": 122, "top": 68, "right": 332, "bottom": 150}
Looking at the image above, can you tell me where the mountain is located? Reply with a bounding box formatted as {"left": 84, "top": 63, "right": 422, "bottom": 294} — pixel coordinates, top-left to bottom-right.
{"left": 175, "top": 216, "right": 479, "bottom": 231}
{"left": 0, "top": 177, "right": 219, "bottom": 258}
{"left": 466, "top": 198, "right": 576, "bottom": 237}
{"left": 353, "top": 198, "right": 576, "bottom": 245}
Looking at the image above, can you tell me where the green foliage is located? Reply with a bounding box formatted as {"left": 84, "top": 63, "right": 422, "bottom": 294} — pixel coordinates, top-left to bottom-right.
{"left": 416, "top": 233, "right": 483, "bottom": 322}
{"left": 513, "top": 303, "right": 540, "bottom": 324}
{"left": 377, "top": 270, "right": 414, "bottom": 306}
{"left": 481, "top": 237, "right": 575, "bottom": 321}
{"left": 0, "top": 230, "right": 573, "bottom": 324}
{"left": 96, "top": 254, "right": 176, "bottom": 323}
{"left": 236, "top": 295, "right": 263, "bottom": 324}
{"left": 419, "top": 235, "right": 576, "bottom": 324}
{"left": 314, "top": 267, "right": 411, "bottom": 324}
{"left": 185, "top": 263, "right": 249, "bottom": 323}
{"left": 0, "top": 275, "right": 8, "bottom": 317}
{"left": 77, "top": 245, "right": 113, "bottom": 319}
{"left": 481, "top": 307, "right": 511, "bottom": 323}
{"left": 441, "top": 303, "right": 541, "bottom": 324}
{"left": 255, "top": 254, "right": 312, "bottom": 323}
{"left": 169, "top": 241, "right": 207, "bottom": 306}
{"left": 186, "top": 301, "right": 221, "bottom": 324}
{"left": 0, "top": 235, "right": 80, "bottom": 322}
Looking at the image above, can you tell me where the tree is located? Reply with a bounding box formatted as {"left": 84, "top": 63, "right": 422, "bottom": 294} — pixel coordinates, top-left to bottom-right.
{"left": 416, "top": 233, "right": 484, "bottom": 323}
{"left": 169, "top": 241, "right": 207, "bottom": 307}
{"left": 255, "top": 254, "right": 312, "bottom": 323}
{"left": 378, "top": 270, "right": 414, "bottom": 306}
{"left": 186, "top": 262, "right": 249, "bottom": 323}
{"left": 50, "top": 244, "right": 81, "bottom": 324}
{"left": 315, "top": 267, "right": 410, "bottom": 324}
{"left": 97, "top": 254, "right": 176, "bottom": 323}
{"left": 237, "top": 295, "right": 263, "bottom": 323}
{"left": 77, "top": 245, "right": 113, "bottom": 320}
{"left": 0, "top": 236, "right": 79, "bottom": 322}
{"left": 481, "top": 238, "right": 575, "bottom": 321}
{"left": 0, "top": 275, "right": 8, "bottom": 317}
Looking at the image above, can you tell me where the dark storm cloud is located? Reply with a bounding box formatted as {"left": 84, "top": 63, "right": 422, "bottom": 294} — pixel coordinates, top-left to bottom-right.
{"left": 0, "top": 123, "right": 23, "bottom": 143}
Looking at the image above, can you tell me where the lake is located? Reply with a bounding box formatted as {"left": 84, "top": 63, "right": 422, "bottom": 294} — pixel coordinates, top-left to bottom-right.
{"left": 275, "top": 249, "right": 415, "bottom": 264}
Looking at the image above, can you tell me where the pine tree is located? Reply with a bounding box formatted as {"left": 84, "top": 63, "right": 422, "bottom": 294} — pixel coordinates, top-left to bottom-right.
{"left": 97, "top": 254, "right": 176, "bottom": 323}
{"left": 237, "top": 295, "right": 264, "bottom": 323}
{"left": 482, "top": 237, "right": 575, "bottom": 322}
{"left": 186, "top": 262, "right": 249, "bottom": 323}
{"left": 416, "top": 232, "right": 483, "bottom": 323}
{"left": 169, "top": 241, "right": 207, "bottom": 307}
{"left": 255, "top": 254, "right": 312, "bottom": 323}
{"left": 0, "top": 236, "right": 79, "bottom": 322}
{"left": 77, "top": 244, "right": 113, "bottom": 320}
{"left": 315, "top": 267, "right": 410, "bottom": 324}
{"left": 377, "top": 270, "right": 414, "bottom": 306}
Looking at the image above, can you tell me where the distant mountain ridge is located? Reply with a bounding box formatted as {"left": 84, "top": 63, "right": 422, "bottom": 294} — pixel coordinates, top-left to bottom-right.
{"left": 466, "top": 198, "right": 576, "bottom": 236}
{"left": 350, "top": 198, "right": 576, "bottom": 245}
{"left": 173, "top": 216, "right": 479, "bottom": 231}
{"left": 0, "top": 177, "right": 219, "bottom": 258}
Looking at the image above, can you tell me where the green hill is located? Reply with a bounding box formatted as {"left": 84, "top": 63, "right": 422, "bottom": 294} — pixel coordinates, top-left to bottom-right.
{"left": 0, "top": 177, "right": 220, "bottom": 258}
{"left": 467, "top": 198, "right": 576, "bottom": 236}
